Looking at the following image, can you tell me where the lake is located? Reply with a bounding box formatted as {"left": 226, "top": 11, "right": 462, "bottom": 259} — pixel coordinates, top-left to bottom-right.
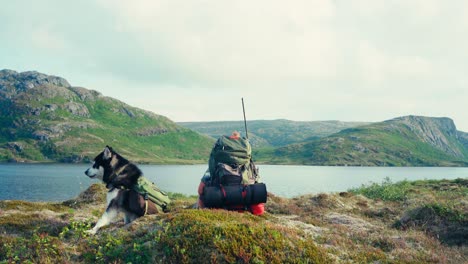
{"left": 0, "top": 163, "right": 467, "bottom": 202}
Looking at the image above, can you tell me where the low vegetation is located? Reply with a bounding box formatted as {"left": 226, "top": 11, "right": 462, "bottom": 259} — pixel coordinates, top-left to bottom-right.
{"left": 1, "top": 179, "right": 467, "bottom": 263}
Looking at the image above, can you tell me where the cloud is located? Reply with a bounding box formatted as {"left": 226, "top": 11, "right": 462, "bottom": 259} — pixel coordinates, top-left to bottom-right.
{"left": 31, "top": 26, "right": 67, "bottom": 51}
{"left": 96, "top": 0, "right": 339, "bottom": 87}
{"left": 356, "top": 41, "right": 434, "bottom": 85}
{"left": 2, "top": 0, "right": 468, "bottom": 130}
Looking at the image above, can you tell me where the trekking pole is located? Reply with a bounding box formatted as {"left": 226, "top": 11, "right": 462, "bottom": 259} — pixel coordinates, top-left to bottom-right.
{"left": 242, "top": 98, "right": 249, "bottom": 139}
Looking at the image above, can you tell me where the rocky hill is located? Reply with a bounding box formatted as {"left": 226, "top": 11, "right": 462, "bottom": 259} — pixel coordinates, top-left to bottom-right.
{"left": 179, "top": 119, "right": 369, "bottom": 148}
{"left": 257, "top": 115, "right": 468, "bottom": 166}
{"left": 0, "top": 69, "right": 214, "bottom": 163}
{"left": 0, "top": 178, "right": 466, "bottom": 263}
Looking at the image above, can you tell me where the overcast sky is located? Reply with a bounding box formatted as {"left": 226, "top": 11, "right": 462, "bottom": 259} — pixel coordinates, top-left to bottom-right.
{"left": 2, "top": 0, "right": 468, "bottom": 130}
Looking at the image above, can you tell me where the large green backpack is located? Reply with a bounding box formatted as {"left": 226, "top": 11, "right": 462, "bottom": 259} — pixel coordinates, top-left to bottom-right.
{"left": 132, "top": 177, "right": 171, "bottom": 212}
{"left": 208, "top": 136, "right": 259, "bottom": 185}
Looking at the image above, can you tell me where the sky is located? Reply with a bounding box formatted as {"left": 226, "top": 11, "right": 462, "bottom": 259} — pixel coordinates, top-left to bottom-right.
{"left": 1, "top": 0, "right": 468, "bottom": 131}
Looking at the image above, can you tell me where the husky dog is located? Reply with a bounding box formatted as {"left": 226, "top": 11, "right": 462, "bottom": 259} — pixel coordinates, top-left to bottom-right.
{"left": 84, "top": 146, "right": 161, "bottom": 234}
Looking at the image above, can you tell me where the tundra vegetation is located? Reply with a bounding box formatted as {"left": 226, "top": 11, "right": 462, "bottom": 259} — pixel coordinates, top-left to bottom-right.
{"left": 0, "top": 178, "right": 466, "bottom": 263}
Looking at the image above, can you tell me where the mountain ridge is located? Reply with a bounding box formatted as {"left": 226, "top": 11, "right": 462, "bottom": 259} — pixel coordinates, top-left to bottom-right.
{"left": 385, "top": 115, "right": 462, "bottom": 157}
{"left": 256, "top": 115, "right": 468, "bottom": 166}
{"left": 178, "top": 119, "right": 370, "bottom": 148}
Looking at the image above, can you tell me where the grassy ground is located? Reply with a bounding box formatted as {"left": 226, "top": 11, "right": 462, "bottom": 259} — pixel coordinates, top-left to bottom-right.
{"left": 0, "top": 178, "right": 466, "bottom": 263}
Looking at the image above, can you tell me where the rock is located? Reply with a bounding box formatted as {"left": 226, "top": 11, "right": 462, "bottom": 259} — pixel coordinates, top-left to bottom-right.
{"left": 136, "top": 127, "right": 169, "bottom": 136}
{"left": 275, "top": 215, "right": 326, "bottom": 237}
{"left": 352, "top": 143, "right": 367, "bottom": 153}
{"left": 32, "top": 131, "right": 49, "bottom": 141}
{"left": 69, "top": 86, "right": 101, "bottom": 101}
{"left": 35, "top": 85, "right": 75, "bottom": 99}
{"left": 62, "top": 183, "right": 107, "bottom": 208}
{"left": 0, "top": 69, "right": 71, "bottom": 98}
{"left": 45, "top": 104, "right": 58, "bottom": 111}
{"left": 31, "top": 108, "right": 41, "bottom": 116}
{"left": 310, "top": 193, "right": 352, "bottom": 210}
{"left": 5, "top": 142, "right": 24, "bottom": 153}
{"left": 60, "top": 154, "right": 85, "bottom": 163}
{"left": 122, "top": 107, "right": 135, "bottom": 118}
{"left": 325, "top": 212, "right": 376, "bottom": 232}
{"left": 64, "top": 102, "right": 90, "bottom": 117}
{"left": 16, "top": 71, "right": 70, "bottom": 89}
{"left": 0, "top": 69, "right": 17, "bottom": 77}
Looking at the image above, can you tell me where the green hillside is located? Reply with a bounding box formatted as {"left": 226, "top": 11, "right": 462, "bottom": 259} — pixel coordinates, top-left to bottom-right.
{"left": 256, "top": 116, "right": 468, "bottom": 166}
{"left": 179, "top": 119, "right": 369, "bottom": 148}
{"left": 0, "top": 70, "right": 214, "bottom": 163}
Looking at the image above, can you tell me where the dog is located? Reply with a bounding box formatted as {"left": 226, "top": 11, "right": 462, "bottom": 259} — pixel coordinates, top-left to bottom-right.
{"left": 84, "top": 146, "right": 162, "bottom": 234}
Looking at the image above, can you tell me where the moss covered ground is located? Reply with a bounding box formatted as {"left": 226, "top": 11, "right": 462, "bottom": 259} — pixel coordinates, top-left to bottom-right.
{"left": 0, "top": 178, "right": 466, "bottom": 263}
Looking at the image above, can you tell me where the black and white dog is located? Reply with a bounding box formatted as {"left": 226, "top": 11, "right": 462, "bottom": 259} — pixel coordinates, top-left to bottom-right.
{"left": 84, "top": 146, "right": 160, "bottom": 234}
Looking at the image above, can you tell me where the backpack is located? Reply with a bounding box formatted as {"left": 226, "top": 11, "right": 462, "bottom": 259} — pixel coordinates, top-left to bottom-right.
{"left": 202, "top": 136, "right": 267, "bottom": 213}
{"left": 207, "top": 136, "right": 259, "bottom": 186}
{"left": 132, "top": 177, "right": 171, "bottom": 212}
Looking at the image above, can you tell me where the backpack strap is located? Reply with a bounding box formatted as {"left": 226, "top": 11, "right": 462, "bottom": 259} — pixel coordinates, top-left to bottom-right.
{"left": 144, "top": 199, "right": 149, "bottom": 215}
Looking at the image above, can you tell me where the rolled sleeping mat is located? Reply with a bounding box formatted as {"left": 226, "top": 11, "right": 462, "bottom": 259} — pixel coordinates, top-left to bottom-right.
{"left": 222, "top": 185, "right": 244, "bottom": 205}
{"left": 245, "top": 183, "right": 268, "bottom": 204}
{"left": 202, "top": 186, "right": 223, "bottom": 208}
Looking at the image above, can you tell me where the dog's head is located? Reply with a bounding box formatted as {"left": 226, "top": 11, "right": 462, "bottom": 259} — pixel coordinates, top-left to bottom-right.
{"left": 85, "top": 146, "right": 114, "bottom": 182}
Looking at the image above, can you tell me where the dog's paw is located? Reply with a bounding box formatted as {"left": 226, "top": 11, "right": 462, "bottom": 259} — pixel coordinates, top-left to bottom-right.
{"left": 85, "top": 229, "right": 97, "bottom": 235}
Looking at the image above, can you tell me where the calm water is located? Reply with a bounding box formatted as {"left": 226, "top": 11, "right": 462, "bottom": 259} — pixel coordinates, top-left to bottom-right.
{"left": 0, "top": 163, "right": 467, "bottom": 201}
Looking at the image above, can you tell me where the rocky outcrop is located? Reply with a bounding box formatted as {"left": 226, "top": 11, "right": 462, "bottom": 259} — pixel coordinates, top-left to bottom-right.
{"left": 69, "top": 86, "right": 101, "bottom": 101}
{"left": 457, "top": 131, "right": 468, "bottom": 149}
{"left": 0, "top": 70, "right": 70, "bottom": 98}
{"left": 136, "top": 127, "right": 169, "bottom": 136}
{"left": 388, "top": 116, "right": 462, "bottom": 157}
{"left": 32, "top": 131, "right": 50, "bottom": 141}
{"left": 4, "top": 142, "right": 24, "bottom": 153}
{"left": 30, "top": 121, "right": 98, "bottom": 140}
{"left": 121, "top": 107, "right": 135, "bottom": 118}
{"left": 64, "top": 102, "right": 90, "bottom": 117}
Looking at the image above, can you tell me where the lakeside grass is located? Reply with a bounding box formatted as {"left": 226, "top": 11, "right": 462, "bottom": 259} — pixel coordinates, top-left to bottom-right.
{"left": 1, "top": 178, "right": 467, "bottom": 263}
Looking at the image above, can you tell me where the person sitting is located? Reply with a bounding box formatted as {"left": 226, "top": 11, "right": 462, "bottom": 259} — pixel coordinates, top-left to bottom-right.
{"left": 197, "top": 131, "right": 267, "bottom": 215}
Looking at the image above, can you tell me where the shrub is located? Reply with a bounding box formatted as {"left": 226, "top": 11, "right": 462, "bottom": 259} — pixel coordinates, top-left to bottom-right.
{"left": 349, "top": 177, "right": 411, "bottom": 201}
{"left": 0, "top": 232, "right": 66, "bottom": 263}
{"left": 395, "top": 203, "right": 468, "bottom": 246}
{"left": 425, "top": 203, "right": 466, "bottom": 222}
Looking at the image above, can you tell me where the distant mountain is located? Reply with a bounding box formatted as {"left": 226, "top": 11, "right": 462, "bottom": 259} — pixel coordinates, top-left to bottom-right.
{"left": 0, "top": 69, "right": 214, "bottom": 163}
{"left": 178, "top": 120, "right": 369, "bottom": 148}
{"left": 256, "top": 115, "right": 468, "bottom": 166}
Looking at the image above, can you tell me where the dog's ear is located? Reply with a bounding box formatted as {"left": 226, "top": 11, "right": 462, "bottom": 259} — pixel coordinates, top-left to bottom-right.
{"left": 103, "top": 146, "right": 112, "bottom": 160}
